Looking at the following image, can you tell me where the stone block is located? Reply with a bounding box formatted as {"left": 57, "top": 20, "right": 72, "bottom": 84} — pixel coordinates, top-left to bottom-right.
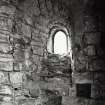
{"left": 0, "top": 61, "right": 13, "bottom": 71}
{"left": 0, "top": 17, "right": 13, "bottom": 31}
{"left": 33, "top": 7, "right": 40, "bottom": 16}
{"left": 40, "top": 4, "right": 48, "bottom": 16}
{"left": 74, "top": 51, "right": 88, "bottom": 72}
{"left": 46, "top": 0, "right": 52, "bottom": 11}
{"left": 84, "top": 16, "right": 97, "bottom": 32}
{"left": 27, "top": 4, "right": 40, "bottom": 16}
{"left": 0, "top": 71, "right": 9, "bottom": 84}
{"left": 91, "top": 84, "right": 105, "bottom": 99}
{"left": 10, "top": 72, "right": 24, "bottom": 87}
{"left": 24, "top": 47, "right": 33, "bottom": 59}
{"left": 55, "top": 87, "right": 69, "bottom": 96}
{"left": 31, "top": 46, "right": 39, "bottom": 53}
{"left": 14, "top": 42, "right": 24, "bottom": 50}
{"left": 32, "top": 29, "right": 40, "bottom": 35}
{"left": 24, "top": 60, "right": 36, "bottom": 72}
{"left": 24, "top": 15, "right": 32, "bottom": 25}
{"left": 83, "top": 32, "right": 100, "bottom": 45}
{"left": 31, "top": 40, "right": 42, "bottom": 47}
{"left": 15, "top": 89, "right": 30, "bottom": 103}
{"left": 29, "top": 88, "right": 40, "bottom": 98}
{"left": 21, "top": 24, "right": 31, "bottom": 38}
{"left": 83, "top": 45, "right": 96, "bottom": 56}
{"left": 74, "top": 15, "right": 84, "bottom": 34}
{"left": 14, "top": 62, "right": 26, "bottom": 71}
{"left": 88, "top": 59, "right": 105, "bottom": 71}
{"left": 0, "top": 102, "right": 13, "bottom": 105}
{"left": 32, "top": 47, "right": 43, "bottom": 56}
{"left": 17, "top": 99, "right": 36, "bottom": 105}
{"left": 14, "top": 88, "right": 30, "bottom": 97}
{"left": 0, "top": 33, "right": 9, "bottom": 43}
{"left": 31, "top": 38, "right": 41, "bottom": 44}
{"left": 32, "top": 55, "right": 40, "bottom": 62}
{"left": 13, "top": 49, "right": 25, "bottom": 62}
{"left": 94, "top": 73, "right": 105, "bottom": 85}
{"left": 74, "top": 73, "right": 92, "bottom": 84}
{"left": 45, "top": 78, "right": 70, "bottom": 96}
{"left": 0, "top": 85, "right": 12, "bottom": 95}
{"left": 0, "top": 53, "right": 13, "bottom": 61}
{"left": 37, "top": 48, "right": 44, "bottom": 56}
{"left": 39, "top": 89, "right": 62, "bottom": 105}
{"left": 0, "top": 6, "right": 16, "bottom": 15}
{"left": 15, "top": 96, "right": 28, "bottom": 105}
{"left": 35, "top": 23, "right": 49, "bottom": 34}
{"left": 0, "top": 95, "right": 12, "bottom": 102}
{"left": 0, "top": 43, "right": 12, "bottom": 53}
{"left": 0, "top": 17, "right": 8, "bottom": 30}
{"left": 69, "top": 86, "right": 76, "bottom": 97}
{"left": 7, "top": 19, "right": 13, "bottom": 31}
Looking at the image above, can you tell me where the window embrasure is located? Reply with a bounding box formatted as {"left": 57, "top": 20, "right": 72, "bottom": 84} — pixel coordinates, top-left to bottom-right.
{"left": 47, "top": 25, "right": 71, "bottom": 56}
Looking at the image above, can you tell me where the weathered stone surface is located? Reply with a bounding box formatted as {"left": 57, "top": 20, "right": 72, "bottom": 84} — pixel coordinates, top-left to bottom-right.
{"left": 83, "top": 32, "right": 101, "bottom": 45}
{"left": 7, "top": 19, "right": 13, "bottom": 31}
{"left": 0, "top": 6, "right": 16, "bottom": 14}
{"left": 74, "top": 15, "right": 84, "bottom": 34}
{"left": 0, "top": 18, "right": 8, "bottom": 30}
{"left": 36, "top": 48, "right": 44, "bottom": 56}
{"left": 0, "top": 18, "right": 13, "bottom": 31}
{"left": 39, "top": 0, "right": 48, "bottom": 16}
{"left": 24, "top": 15, "right": 32, "bottom": 25}
{"left": 0, "top": 61, "right": 13, "bottom": 71}
{"left": 0, "top": 33, "right": 9, "bottom": 43}
{"left": 0, "top": 54, "right": 13, "bottom": 61}
{"left": 32, "top": 55, "right": 40, "bottom": 63}
{"left": 31, "top": 40, "right": 42, "bottom": 47}
{"left": 0, "top": 43, "right": 12, "bottom": 53}
{"left": 74, "top": 72, "right": 92, "bottom": 83}
{"left": 0, "top": 71, "right": 9, "bottom": 84}
{"left": 0, "top": 95, "right": 12, "bottom": 102}
{"left": 84, "top": 16, "right": 97, "bottom": 32}
{"left": 83, "top": 45, "right": 96, "bottom": 56}
{"left": 74, "top": 51, "right": 88, "bottom": 72}
{"left": 29, "top": 88, "right": 39, "bottom": 98}
{"left": 0, "top": 0, "right": 104, "bottom": 105}
{"left": 0, "top": 17, "right": 13, "bottom": 31}
{"left": 91, "top": 83, "right": 105, "bottom": 99}
{"left": 10, "top": 72, "right": 24, "bottom": 87}
{"left": 32, "top": 47, "right": 43, "bottom": 56}
{"left": 14, "top": 62, "right": 26, "bottom": 71}
{"left": 46, "top": 0, "right": 52, "bottom": 12}
{"left": 33, "top": 7, "right": 40, "bottom": 16}
{"left": 14, "top": 88, "right": 30, "bottom": 97}
{"left": 17, "top": 99, "right": 37, "bottom": 105}
{"left": 0, "top": 102, "right": 13, "bottom": 105}
{"left": 13, "top": 49, "right": 25, "bottom": 62}
{"left": 88, "top": 59, "right": 105, "bottom": 71}
{"left": 21, "top": 23, "right": 31, "bottom": 37}
{"left": 14, "top": 89, "right": 30, "bottom": 103}
{"left": 0, "top": 85, "right": 12, "bottom": 95}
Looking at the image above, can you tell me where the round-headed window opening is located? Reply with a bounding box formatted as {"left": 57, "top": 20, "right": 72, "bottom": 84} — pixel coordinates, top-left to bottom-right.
{"left": 53, "top": 31, "right": 67, "bottom": 55}
{"left": 47, "top": 26, "right": 71, "bottom": 56}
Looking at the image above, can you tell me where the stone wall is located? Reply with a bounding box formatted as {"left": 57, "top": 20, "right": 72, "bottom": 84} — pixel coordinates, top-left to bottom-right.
{"left": 71, "top": 0, "right": 105, "bottom": 105}
{"left": 0, "top": 0, "right": 105, "bottom": 105}
{"left": 0, "top": 0, "right": 71, "bottom": 105}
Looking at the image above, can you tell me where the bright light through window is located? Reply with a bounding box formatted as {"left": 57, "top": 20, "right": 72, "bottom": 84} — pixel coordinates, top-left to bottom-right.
{"left": 54, "top": 31, "right": 67, "bottom": 55}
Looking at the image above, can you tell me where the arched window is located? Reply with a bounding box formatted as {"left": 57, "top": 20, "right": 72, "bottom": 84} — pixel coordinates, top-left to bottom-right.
{"left": 47, "top": 25, "right": 71, "bottom": 56}
{"left": 53, "top": 31, "right": 67, "bottom": 55}
{"left": 47, "top": 25, "right": 74, "bottom": 71}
